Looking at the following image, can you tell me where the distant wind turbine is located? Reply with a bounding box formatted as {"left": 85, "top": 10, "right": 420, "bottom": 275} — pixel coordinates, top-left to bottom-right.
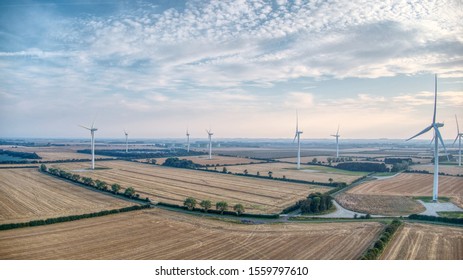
{"left": 454, "top": 114, "right": 463, "bottom": 166}
{"left": 406, "top": 74, "right": 448, "bottom": 202}
{"left": 80, "top": 121, "right": 98, "bottom": 170}
{"left": 186, "top": 128, "right": 190, "bottom": 153}
{"left": 124, "top": 129, "right": 129, "bottom": 153}
{"left": 206, "top": 129, "right": 213, "bottom": 160}
{"left": 293, "top": 112, "right": 303, "bottom": 169}
{"left": 331, "top": 125, "right": 341, "bottom": 158}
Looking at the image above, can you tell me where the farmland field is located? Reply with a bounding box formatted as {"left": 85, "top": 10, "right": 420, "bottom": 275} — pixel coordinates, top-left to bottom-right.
{"left": 52, "top": 160, "right": 329, "bottom": 214}
{"left": 348, "top": 173, "right": 463, "bottom": 208}
{"left": 0, "top": 208, "right": 383, "bottom": 260}
{"left": 0, "top": 145, "right": 111, "bottom": 161}
{"left": 212, "top": 148, "right": 332, "bottom": 159}
{"left": 409, "top": 164, "right": 463, "bottom": 176}
{"left": 381, "top": 223, "right": 463, "bottom": 260}
{"left": 335, "top": 193, "right": 425, "bottom": 216}
{"left": 145, "top": 155, "right": 265, "bottom": 166}
{"left": 223, "top": 162, "right": 368, "bottom": 184}
{"left": 0, "top": 168, "right": 135, "bottom": 224}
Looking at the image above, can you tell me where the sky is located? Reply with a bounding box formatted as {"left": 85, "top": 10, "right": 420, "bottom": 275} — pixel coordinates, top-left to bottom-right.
{"left": 0, "top": 0, "right": 462, "bottom": 140}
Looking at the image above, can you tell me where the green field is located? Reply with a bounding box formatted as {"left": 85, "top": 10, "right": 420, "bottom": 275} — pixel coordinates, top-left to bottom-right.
{"left": 437, "top": 211, "right": 463, "bottom": 218}
{"left": 295, "top": 165, "right": 369, "bottom": 176}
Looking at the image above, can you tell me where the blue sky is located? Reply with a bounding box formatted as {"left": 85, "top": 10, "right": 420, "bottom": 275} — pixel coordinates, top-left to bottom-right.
{"left": 0, "top": 0, "right": 462, "bottom": 139}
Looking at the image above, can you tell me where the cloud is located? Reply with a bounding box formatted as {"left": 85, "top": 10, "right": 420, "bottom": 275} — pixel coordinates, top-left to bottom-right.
{"left": 284, "top": 92, "right": 314, "bottom": 108}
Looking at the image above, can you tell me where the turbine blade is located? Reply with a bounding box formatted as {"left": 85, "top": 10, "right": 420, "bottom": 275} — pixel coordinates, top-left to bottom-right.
{"left": 454, "top": 135, "right": 459, "bottom": 146}
{"left": 435, "top": 127, "right": 449, "bottom": 160}
{"left": 456, "top": 114, "right": 460, "bottom": 134}
{"left": 432, "top": 74, "right": 437, "bottom": 124}
{"left": 293, "top": 133, "right": 297, "bottom": 143}
{"left": 79, "top": 125, "right": 90, "bottom": 130}
{"left": 430, "top": 135, "right": 435, "bottom": 145}
{"left": 406, "top": 125, "right": 433, "bottom": 141}
{"left": 296, "top": 110, "right": 299, "bottom": 132}
{"left": 336, "top": 124, "right": 339, "bottom": 135}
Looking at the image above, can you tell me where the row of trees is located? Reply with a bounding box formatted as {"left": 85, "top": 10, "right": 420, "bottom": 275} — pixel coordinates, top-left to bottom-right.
{"left": 0, "top": 205, "right": 150, "bottom": 231}
{"left": 360, "top": 219, "right": 402, "bottom": 260}
{"left": 41, "top": 164, "right": 143, "bottom": 201}
{"left": 183, "top": 197, "right": 245, "bottom": 215}
{"left": 297, "top": 192, "right": 333, "bottom": 214}
{"left": 162, "top": 157, "right": 199, "bottom": 169}
{"left": 0, "top": 149, "right": 41, "bottom": 159}
{"left": 335, "top": 162, "right": 389, "bottom": 172}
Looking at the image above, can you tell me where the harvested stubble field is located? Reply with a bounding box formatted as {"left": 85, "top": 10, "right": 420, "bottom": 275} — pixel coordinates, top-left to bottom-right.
{"left": 381, "top": 223, "right": 463, "bottom": 260}
{"left": 145, "top": 155, "right": 265, "bottom": 166}
{"left": 347, "top": 173, "right": 463, "bottom": 209}
{"left": 0, "top": 168, "right": 135, "bottom": 224}
{"left": 0, "top": 208, "right": 383, "bottom": 260}
{"left": 53, "top": 161, "right": 328, "bottom": 214}
{"left": 223, "top": 162, "right": 367, "bottom": 184}
{"left": 0, "top": 146, "right": 111, "bottom": 161}
{"left": 410, "top": 164, "right": 463, "bottom": 176}
{"left": 335, "top": 193, "right": 425, "bottom": 216}
{"left": 212, "top": 148, "right": 332, "bottom": 159}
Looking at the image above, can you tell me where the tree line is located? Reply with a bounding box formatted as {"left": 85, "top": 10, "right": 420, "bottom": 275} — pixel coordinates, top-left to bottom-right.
{"left": 360, "top": 219, "right": 402, "bottom": 260}
{"left": 183, "top": 197, "right": 245, "bottom": 215}
{"left": 296, "top": 192, "right": 333, "bottom": 214}
{"left": 40, "top": 164, "right": 148, "bottom": 203}
{"left": 0, "top": 205, "right": 150, "bottom": 231}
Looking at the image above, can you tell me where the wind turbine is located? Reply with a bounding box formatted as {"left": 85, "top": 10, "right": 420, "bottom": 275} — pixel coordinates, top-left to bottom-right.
{"left": 406, "top": 74, "right": 448, "bottom": 202}
{"left": 80, "top": 121, "right": 98, "bottom": 170}
{"left": 186, "top": 128, "right": 190, "bottom": 153}
{"left": 206, "top": 129, "right": 213, "bottom": 160}
{"left": 331, "top": 125, "right": 340, "bottom": 158}
{"left": 124, "top": 129, "right": 129, "bottom": 153}
{"left": 454, "top": 114, "right": 463, "bottom": 166}
{"left": 293, "top": 112, "right": 303, "bottom": 169}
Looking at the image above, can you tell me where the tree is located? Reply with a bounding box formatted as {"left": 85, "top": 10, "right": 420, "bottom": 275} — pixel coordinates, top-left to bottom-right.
{"left": 149, "top": 159, "right": 157, "bottom": 164}
{"left": 310, "top": 196, "right": 321, "bottom": 213}
{"left": 222, "top": 167, "right": 228, "bottom": 173}
{"left": 71, "top": 174, "right": 81, "bottom": 182}
{"left": 256, "top": 171, "right": 260, "bottom": 176}
{"left": 200, "top": 200, "right": 212, "bottom": 212}
{"left": 183, "top": 197, "right": 197, "bottom": 210}
{"left": 233, "top": 204, "right": 245, "bottom": 215}
{"left": 216, "top": 201, "right": 228, "bottom": 214}
{"left": 40, "top": 164, "right": 47, "bottom": 172}
{"left": 124, "top": 187, "right": 135, "bottom": 197}
{"left": 243, "top": 169, "right": 248, "bottom": 175}
{"left": 328, "top": 178, "right": 333, "bottom": 184}
{"left": 82, "top": 177, "right": 94, "bottom": 186}
{"left": 268, "top": 171, "right": 273, "bottom": 178}
{"left": 311, "top": 158, "right": 318, "bottom": 164}
{"left": 95, "top": 180, "right": 108, "bottom": 190}
{"left": 111, "top": 183, "right": 121, "bottom": 194}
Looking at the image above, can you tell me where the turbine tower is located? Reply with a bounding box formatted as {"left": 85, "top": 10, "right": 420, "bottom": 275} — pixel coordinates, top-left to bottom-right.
{"left": 186, "top": 128, "right": 190, "bottom": 153}
{"left": 293, "top": 112, "right": 303, "bottom": 169}
{"left": 206, "top": 129, "right": 213, "bottom": 160}
{"left": 80, "top": 122, "right": 98, "bottom": 170}
{"left": 331, "top": 125, "right": 340, "bottom": 158}
{"left": 124, "top": 129, "right": 129, "bottom": 153}
{"left": 454, "top": 114, "right": 463, "bottom": 167}
{"left": 406, "top": 74, "right": 448, "bottom": 202}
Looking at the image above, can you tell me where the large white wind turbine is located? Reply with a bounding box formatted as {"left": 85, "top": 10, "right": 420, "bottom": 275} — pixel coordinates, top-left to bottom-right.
{"left": 454, "top": 115, "right": 463, "bottom": 167}
{"left": 124, "top": 129, "right": 129, "bottom": 153}
{"left": 80, "top": 122, "right": 98, "bottom": 170}
{"left": 331, "top": 125, "right": 340, "bottom": 158}
{"left": 186, "top": 128, "right": 190, "bottom": 153}
{"left": 206, "top": 129, "right": 213, "bottom": 160}
{"left": 406, "top": 75, "right": 448, "bottom": 202}
{"left": 293, "top": 112, "right": 303, "bottom": 169}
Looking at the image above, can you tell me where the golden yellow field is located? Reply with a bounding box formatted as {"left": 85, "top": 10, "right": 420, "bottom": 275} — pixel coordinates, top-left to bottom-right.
{"left": 223, "top": 162, "right": 367, "bottom": 184}
{"left": 381, "top": 223, "right": 463, "bottom": 260}
{"left": 52, "top": 160, "right": 328, "bottom": 214}
{"left": 0, "top": 168, "right": 135, "bottom": 224}
{"left": 348, "top": 173, "right": 463, "bottom": 208}
{"left": 146, "top": 155, "right": 265, "bottom": 166}
{"left": 0, "top": 208, "right": 383, "bottom": 260}
{"left": 410, "top": 164, "right": 463, "bottom": 176}
{"left": 0, "top": 145, "right": 111, "bottom": 161}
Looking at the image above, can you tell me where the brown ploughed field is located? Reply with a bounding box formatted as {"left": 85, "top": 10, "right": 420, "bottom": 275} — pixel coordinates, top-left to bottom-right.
{"left": 336, "top": 193, "right": 425, "bottom": 216}
{"left": 53, "top": 160, "right": 328, "bottom": 214}
{"left": 0, "top": 208, "right": 383, "bottom": 260}
{"left": 0, "top": 168, "right": 135, "bottom": 224}
{"left": 381, "top": 223, "right": 463, "bottom": 260}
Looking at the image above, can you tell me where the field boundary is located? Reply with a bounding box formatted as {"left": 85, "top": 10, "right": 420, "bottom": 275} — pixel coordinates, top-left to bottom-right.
{"left": 359, "top": 219, "right": 403, "bottom": 260}
{"left": 0, "top": 204, "right": 150, "bottom": 231}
